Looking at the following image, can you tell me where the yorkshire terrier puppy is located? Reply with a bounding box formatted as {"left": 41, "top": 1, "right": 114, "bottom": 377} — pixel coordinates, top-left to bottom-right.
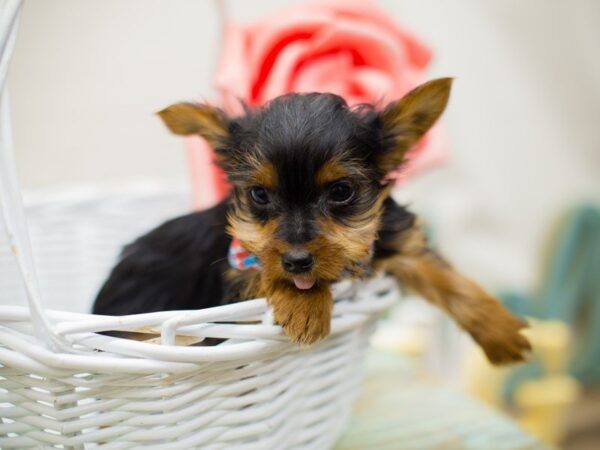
{"left": 93, "top": 78, "right": 530, "bottom": 365}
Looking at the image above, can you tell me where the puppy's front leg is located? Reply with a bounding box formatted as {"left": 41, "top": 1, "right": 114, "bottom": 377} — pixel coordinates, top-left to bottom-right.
{"left": 267, "top": 283, "right": 333, "bottom": 345}
{"left": 374, "top": 220, "right": 531, "bottom": 365}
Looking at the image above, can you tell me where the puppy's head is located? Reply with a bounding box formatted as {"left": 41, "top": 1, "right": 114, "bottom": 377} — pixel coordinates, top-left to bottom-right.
{"left": 158, "top": 78, "right": 452, "bottom": 293}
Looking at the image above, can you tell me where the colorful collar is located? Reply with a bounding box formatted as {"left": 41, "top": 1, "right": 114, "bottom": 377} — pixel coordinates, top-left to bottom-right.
{"left": 228, "top": 237, "right": 261, "bottom": 271}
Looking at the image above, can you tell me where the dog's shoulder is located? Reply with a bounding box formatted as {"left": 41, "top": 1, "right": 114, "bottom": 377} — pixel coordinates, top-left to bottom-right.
{"left": 92, "top": 199, "right": 232, "bottom": 315}
{"left": 373, "top": 197, "right": 417, "bottom": 260}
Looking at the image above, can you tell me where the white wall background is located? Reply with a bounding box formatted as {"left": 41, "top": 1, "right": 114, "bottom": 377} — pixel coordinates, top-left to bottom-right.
{"left": 8, "top": 0, "right": 600, "bottom": 296}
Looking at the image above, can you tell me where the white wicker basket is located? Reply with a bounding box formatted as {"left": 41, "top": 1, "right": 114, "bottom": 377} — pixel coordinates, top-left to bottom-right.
{"left": 0, "top": 184, "right": 397, "bottom": 449}
{"left": 0, "top": 3, "right": 398, "bottom": 447}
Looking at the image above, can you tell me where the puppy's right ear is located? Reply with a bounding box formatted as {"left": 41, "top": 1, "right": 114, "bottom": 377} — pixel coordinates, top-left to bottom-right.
{"left": 376, "top": 78, "right": 452, "bottom": 175}
{"left": 157, "top": 103, "right": 229, "bottom": 148}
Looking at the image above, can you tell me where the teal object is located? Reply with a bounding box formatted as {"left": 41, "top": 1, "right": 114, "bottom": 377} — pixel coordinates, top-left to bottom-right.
{"left": 337, "top": 352, "right": 547, "bottom": 450}
{"left": 502, "top": 205, "right": 600, "bottom": 399}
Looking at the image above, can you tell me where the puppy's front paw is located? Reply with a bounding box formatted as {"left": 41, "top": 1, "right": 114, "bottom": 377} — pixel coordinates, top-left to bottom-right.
{"left": 269, "top": 285, "right": 333, "bottom": 346}
{"left": 276, "top": 305, "right": 331, "bottom": 345}
{"left": 470, "top": 302, "right": 531, "bottom": 365}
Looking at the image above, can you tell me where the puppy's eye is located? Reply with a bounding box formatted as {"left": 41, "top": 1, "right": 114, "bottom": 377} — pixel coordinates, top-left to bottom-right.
{"left": 328, "top": 181, "right": 354, "bottom": 204}
{"left": 250, "top": 186, "right": 270, "bottom": 205}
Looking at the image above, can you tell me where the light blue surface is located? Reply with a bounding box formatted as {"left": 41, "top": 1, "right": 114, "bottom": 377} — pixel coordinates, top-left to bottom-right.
{"left": 336, "top": 351, "right": 548, "bottom": 450}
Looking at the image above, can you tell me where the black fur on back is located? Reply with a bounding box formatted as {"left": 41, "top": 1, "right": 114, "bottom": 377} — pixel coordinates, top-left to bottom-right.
{"left": 92, "top": 199, "right": 234, "bottom": 315}
{"left": 373, "top": 197, "right": 417, "bottom": 260}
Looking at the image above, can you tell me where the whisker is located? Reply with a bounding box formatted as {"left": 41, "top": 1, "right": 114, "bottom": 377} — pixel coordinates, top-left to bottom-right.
{"left": 210, "top": 256, "right": 228, "bottom": 267}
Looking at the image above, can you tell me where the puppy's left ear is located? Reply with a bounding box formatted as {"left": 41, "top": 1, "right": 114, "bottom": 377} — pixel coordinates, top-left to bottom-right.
{"left": 157, "top": 102, "right": 229, "bottom": 149}
{"left": 377, "top": 78, "right": 453, "bottom": 174}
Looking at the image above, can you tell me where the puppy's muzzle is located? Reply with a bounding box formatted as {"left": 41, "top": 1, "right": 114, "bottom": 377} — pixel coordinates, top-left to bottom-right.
{"left": 282, "top": 250, "right": 314, "bottom": 274}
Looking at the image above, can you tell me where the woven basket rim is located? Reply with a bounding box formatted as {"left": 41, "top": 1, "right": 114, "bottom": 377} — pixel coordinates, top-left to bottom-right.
{"left": 0, "top": 277, "right": 397, "bottom": 373}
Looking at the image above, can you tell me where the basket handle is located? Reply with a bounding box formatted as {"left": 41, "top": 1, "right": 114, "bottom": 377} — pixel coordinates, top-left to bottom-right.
{"left": 0, "top": 0, "right": 70, "bottom": 352}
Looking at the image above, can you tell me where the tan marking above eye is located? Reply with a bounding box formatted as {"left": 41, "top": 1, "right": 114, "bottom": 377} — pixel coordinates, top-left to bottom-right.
{"left": 249, "top": 162, "right": 278, "bottom": 190}
{"left": 315, "top": 160, "right": 351, "bottom": 188}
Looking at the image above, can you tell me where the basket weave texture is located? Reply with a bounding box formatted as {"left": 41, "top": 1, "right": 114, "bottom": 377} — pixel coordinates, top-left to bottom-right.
{"left": 0, "top": 185, "right": 397, "bottom": 449}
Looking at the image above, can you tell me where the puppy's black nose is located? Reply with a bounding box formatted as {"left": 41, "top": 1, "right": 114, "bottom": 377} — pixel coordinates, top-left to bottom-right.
{"left": 282, "top": 251, "right": 314, "bottom": 274}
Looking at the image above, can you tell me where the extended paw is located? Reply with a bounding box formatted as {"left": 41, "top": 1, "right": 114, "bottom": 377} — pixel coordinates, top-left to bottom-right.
{"left": 472, "top": 306, "right": 531, "bottom": 365}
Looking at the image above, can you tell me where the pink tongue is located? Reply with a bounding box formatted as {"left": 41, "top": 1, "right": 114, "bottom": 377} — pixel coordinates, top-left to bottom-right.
{"left": 293, "top": 276, "right": 316, "bottom": 290}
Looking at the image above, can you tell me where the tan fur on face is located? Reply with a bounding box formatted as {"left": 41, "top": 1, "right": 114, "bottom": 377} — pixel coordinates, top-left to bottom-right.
{"left": 315, "top": 159, "right": 351, "bottom": 187}
{"left": 229, "top": 184, "right": 390, "bottom": 285}
{"left": 223, "top": 146, "right": 388, "bottom": 347}
{"left": 227, "top": 210, "right": 335, "bottom": 344}
{"left": 250, "top": 162, "right": 278, "bottom": 190}
{"left": 315, "top": 184, "right": 392, "bottom": 275}
{"left": 226, "top": 186, "right": 392, "bottom": 344}
{"left": 227, "top": 206, "right": 276, "bottom": 254}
